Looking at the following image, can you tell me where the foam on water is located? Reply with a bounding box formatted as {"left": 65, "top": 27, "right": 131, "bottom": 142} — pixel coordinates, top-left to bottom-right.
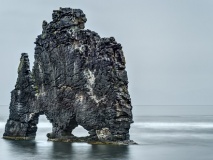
{"left": 2, "top": 121, "right": 213, "bottom": 130}
{"left": 133, "top": 122, "right": 213, "bottom": 129}
{"left": 140, "top": 133, "right": 213, "bottom": 139}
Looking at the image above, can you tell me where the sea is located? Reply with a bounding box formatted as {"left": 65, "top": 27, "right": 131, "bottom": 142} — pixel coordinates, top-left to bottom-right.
{"left": 1, "top": 105, "right": 213, "bottom": 160}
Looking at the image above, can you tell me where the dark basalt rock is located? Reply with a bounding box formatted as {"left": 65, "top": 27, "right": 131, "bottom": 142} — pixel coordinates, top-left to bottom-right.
{"left": 3, "top": 8, "right": 135, "bottom": 145}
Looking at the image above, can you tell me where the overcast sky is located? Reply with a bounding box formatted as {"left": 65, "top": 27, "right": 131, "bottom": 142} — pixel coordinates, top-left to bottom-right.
{"left": 0, "top": 0, "right": 213, "bottom": 111}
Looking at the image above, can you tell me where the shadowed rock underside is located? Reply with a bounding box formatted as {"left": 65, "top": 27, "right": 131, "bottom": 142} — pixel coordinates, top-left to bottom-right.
{"left": 3, "top": 8, "right": 135, "bottom": 145}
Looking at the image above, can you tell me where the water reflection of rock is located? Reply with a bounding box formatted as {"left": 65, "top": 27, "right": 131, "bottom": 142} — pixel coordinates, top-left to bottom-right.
{"left": 49, "top": 142, "right": 129, "bottom": 160}
{"left": 6, "top": 140, "right": 38, "bottom": 157}
{"left": 50, "top": 142, "right": 74, "bottom": 159}
{"left": 88, "top": 145, "right": 129, "bottom": 159}
{"left": 3, "top": 130, "right": 129, "bottom": 160}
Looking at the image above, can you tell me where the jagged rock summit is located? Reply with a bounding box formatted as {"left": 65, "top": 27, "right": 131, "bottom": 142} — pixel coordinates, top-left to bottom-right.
{"left": 3, "top": 8, "right": 135, "bottom": 145}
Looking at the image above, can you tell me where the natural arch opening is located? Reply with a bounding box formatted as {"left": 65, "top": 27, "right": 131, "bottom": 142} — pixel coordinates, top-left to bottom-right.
{"left": 72, "top": 126, "right": 89, "bottom": 137}
{"left": 36, "top": 115, "right": 52, "bottom": 141}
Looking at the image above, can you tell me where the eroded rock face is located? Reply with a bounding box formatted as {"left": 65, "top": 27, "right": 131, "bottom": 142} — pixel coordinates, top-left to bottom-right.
{"left": 3, "top": 8, "right": 134, "bottom": 144}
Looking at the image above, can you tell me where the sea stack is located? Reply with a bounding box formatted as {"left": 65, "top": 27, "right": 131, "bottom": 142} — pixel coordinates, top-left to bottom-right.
{"left": 3, "top": 8, "right": 135, "bottom": 145}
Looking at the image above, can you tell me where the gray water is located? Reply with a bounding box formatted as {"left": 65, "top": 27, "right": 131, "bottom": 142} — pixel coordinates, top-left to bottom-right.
{"left": 1, "top": 106, "right": 213, "bottom": 160}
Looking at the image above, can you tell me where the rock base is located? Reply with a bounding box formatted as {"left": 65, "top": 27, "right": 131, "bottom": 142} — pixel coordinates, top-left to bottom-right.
{"left": 3, "top": 135, "right": 137, "bottom": 145}
{"left": 3, "top": 136, "right": 35, "bottom": 140}
{"left": 48, "top": 136, "right": 137, "bottom": 145}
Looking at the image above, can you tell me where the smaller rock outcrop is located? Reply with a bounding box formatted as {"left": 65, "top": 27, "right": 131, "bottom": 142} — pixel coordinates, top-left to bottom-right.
{"left": 4, "top": 53, "right": 38, "bottom": 139}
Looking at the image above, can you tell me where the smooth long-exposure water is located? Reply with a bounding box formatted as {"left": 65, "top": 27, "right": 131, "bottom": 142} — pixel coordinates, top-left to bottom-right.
{"left": 1, "top": 106, "right": 213, "bottom": 160}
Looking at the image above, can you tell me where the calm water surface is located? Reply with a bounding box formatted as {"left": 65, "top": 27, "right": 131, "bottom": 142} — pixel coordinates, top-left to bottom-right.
{"left": 1, "top": 107, "right": 213, "bottom": 160}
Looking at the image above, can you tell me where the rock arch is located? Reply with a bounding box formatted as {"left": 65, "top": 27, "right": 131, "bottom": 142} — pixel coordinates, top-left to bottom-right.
{"left": 3, "top": 8, "right": 135, "bottom": 145}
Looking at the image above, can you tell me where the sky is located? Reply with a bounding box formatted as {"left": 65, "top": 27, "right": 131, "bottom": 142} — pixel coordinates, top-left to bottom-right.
{"left": 0, "top": 0, "right": 213, "bottom": 114}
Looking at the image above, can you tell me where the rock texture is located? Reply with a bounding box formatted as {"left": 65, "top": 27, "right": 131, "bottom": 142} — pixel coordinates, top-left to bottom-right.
{"left": 3, "top": 8, "right": 135, "bottom": 145}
